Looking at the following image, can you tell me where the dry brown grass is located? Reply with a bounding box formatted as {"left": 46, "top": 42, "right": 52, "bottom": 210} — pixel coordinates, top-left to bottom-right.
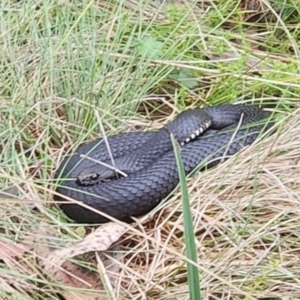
{"left": 101, "top": 107, "right": 300, "bottom": 299}
{"left": 1, "top": 105, "right": 299, "bottom": 300}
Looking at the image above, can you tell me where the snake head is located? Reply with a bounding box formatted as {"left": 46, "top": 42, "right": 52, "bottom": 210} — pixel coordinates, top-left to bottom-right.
{"left": 76, "top": 172, "right": 102, "bottom": 186}
{"left": 76, "top": 167, "right": 118, "bottom": 186}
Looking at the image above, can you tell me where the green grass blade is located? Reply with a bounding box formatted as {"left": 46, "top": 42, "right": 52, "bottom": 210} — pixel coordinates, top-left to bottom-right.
{"left": 171, "top": 134, "right": 201, "bottom": 300}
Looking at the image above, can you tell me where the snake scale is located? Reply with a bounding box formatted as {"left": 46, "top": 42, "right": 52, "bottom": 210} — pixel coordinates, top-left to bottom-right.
{"left": 54, "top": 104, "right": 272, "bottom": 224}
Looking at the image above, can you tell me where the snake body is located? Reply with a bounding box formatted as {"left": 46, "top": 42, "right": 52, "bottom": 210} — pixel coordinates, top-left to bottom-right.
{"left": 54, "top": 104, "right": 272, "bottom": 224}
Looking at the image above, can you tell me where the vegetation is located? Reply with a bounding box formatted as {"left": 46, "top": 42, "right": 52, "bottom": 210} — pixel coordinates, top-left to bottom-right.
{"left": 1, "top": 0, "right": 300, "bottom": 299}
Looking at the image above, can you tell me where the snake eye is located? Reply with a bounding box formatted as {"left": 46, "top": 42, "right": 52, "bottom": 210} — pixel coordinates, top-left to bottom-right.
{"left": 90, "top": 173, "right": 99, "bottom": 180}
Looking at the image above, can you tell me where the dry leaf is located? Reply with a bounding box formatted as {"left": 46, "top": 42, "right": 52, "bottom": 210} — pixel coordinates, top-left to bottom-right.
{"left": 53, "top": 260, "right": 102, "bottom": 288}
{"left": 39, "top": 223, "right": 126, "bottom": 299}
{"left": 60, "top": 250, "right": 123, "bottom": 300}
{"left": 42, "top": 223, "right": 125, "bottom": 272}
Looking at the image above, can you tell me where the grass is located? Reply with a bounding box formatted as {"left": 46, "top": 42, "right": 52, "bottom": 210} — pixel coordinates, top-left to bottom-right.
{"left": 171, "top": 132, "right": 201, "bottom": 300}
{"left": 1, "top": 0, "right": 300, "bottom": 299}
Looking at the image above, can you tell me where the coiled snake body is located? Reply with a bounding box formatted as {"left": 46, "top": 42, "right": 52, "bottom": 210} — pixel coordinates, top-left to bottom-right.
{"left": 54, "top": 104, "right": 272, "bottom": 224}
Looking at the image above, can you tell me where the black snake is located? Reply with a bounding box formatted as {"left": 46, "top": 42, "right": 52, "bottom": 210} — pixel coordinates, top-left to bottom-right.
{"left": 54, "top": 104, "right": 272, "bottom": 223}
